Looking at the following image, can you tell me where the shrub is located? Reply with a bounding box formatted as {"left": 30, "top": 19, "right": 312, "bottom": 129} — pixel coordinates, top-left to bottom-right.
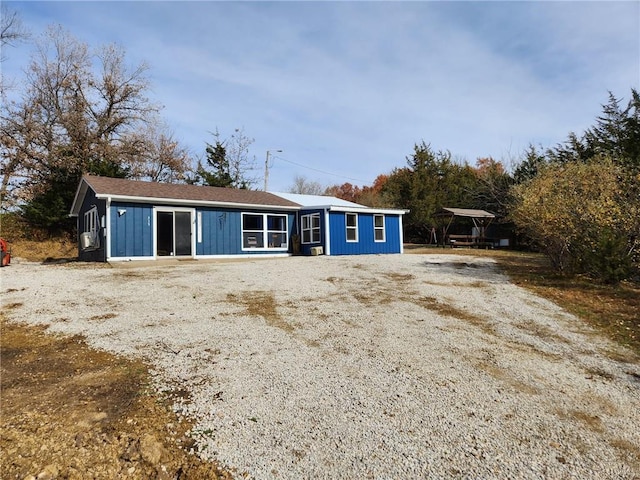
{"left": 510, "top": 157, "right": 639, "bottom": 282}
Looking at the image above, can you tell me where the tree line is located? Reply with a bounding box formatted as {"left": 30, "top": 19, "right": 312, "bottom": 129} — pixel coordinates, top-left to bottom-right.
{"left": 1, "top": 12, "right": 638, "bottom": 282}
{"left": 309, "top": 91, "right": 638, "bottom": 283}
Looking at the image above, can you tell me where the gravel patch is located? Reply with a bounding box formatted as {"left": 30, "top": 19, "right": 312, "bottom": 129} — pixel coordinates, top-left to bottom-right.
{"left": 3, "top": 254, "right": 639, "bottom": 479}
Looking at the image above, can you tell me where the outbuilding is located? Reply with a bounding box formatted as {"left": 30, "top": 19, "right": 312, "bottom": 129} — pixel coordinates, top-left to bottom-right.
{"left": 70, "top": 175, "right": 407, "bottom": 262}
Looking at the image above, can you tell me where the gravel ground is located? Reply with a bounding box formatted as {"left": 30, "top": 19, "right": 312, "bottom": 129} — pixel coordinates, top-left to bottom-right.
{"left": 3, "top": 254, "right": 639, "bottom": 479}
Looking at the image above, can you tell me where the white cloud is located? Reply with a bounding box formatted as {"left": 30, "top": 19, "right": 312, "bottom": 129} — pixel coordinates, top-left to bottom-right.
{"left": 5, "top": 0, "right": 639, "bottom": 191}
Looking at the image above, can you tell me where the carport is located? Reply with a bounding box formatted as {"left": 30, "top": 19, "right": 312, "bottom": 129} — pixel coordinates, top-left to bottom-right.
{"left": 435, "top": 207, "right": 496, "bottom": 248}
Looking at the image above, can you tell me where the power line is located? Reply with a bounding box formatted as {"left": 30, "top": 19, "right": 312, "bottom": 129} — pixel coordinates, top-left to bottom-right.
{"left": 274, "top": 155, "right": 371, "bottom": 184}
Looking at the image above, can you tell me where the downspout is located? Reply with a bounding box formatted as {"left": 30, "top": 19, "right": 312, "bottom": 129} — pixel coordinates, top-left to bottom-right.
{"left": 324, "top": 208, "right": 331, "bottom": 256}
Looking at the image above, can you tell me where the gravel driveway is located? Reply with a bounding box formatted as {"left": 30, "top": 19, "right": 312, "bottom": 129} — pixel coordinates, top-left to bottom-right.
{"left": 3, "top": 254, "right": 639, "bottom": 479}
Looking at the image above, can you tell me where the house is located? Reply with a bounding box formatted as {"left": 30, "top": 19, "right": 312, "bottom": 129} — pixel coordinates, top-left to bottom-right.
{"left": 70, "top": 175, "right": 407, "bottom": 262}
{"left": 273, "top": 192, "right": 407, "bottom": 256}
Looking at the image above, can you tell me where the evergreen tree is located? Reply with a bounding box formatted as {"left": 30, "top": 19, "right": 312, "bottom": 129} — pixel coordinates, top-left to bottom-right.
{"left": 547, "top": 89, "right": 640, "bottom": 172}
{"left": 383, "top": 142, "right": 476, "bottom": 241}
{"left": 585, "top": 89, "right": 640, "bottom": 172}
{"left": 513, "top": 145, "right": 547, "bottom": 184}
{"left": 197, "top": 139, "right": 233, "bottom": 188}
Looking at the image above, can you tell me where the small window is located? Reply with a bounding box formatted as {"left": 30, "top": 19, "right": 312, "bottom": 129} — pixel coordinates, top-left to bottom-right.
{"left": 346, "top": 213, "right": 358, "bottom": 242}
{"left": 242, "top": 214, "right": 264, "bottom": 248}
{"left": 301, "top": 213, "right": 321, "bottom": 244}
{"left": 267, "top": 215, "right": 287, "bottom": 248}
{"left": 374, "top": 214, "right": 385, "bottom": 242}
{"left": 83, "top": 206, "right": 100, "bottom": 249}
{"left": 243, "top": 214, "right": 263, "bottom": 231}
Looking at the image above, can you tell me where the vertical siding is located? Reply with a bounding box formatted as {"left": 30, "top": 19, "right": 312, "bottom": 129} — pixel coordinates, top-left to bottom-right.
{"left": 329, "top": 212, "right": 402, "bottom": 255}
{"left": 197, "top": 209, "right": 242, "bottom": 255}
{"left": 110, "top": 203, "right": 153, "bottom": 258}
{"left": 77, "top": 190, "right": 107, "bottom": 262}
{"left": 298, "top": 209, "right": 326, "bottom": 256}
{"left": 196, "top": 208, "right": 297, "bottom": 256}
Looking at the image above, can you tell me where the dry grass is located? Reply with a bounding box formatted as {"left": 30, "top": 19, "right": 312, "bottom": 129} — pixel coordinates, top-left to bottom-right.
{"left": 413, "top": 295, "right": 494, "bottom": 334}
{"left": 476, "top": 362, "right": 539, "bottom": 395}
{"left": 1, "top": 237, "right": 77, "bottom": 262}
{"left": 227, "top": 291, "right": 295, "bottom": 333}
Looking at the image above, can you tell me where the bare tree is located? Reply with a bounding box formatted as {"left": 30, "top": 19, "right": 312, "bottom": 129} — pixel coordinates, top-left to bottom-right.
{"left": 128, "top": 121, "right": 192, "bottom": 183}
{"left": 0, "top": 25, "right": 164, "bottom": 229}
{"left": 1, "top": 5, "right": 30, "bottom": 97}
{"left": 288, "top": 175, "right": 325, "bottom": 195}
{"left": 1, "top": 4, "right": 29, "bottom": 58}
{"left": 195, "top": 127, "right": 257, "bottom": 189}
{"left": 226, "top": 127, "right": 257, "bottom": 188}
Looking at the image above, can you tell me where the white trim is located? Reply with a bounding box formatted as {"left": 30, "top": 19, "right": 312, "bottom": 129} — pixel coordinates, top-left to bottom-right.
{"left": 106, "top": 197, "right": 112, "bottom": 260}
{"left": 107, "top": 256, "right": 157, "bottom": 262}
{"left": 82, "top": 206, "right": 100, "bottom": 249}
{"left": 301, "top": 213, "right": 321, "bottom": 244}
{"left": 95, "top": 193, "right": 296, "bottom": 211}
{"left": 324, "top": 209, "right": 331, "bottom": 255}
{"left": 154, "top": 206, "right": 196, "bottom": 258}
{"left": 329, "top": 205, "right": 408, "bottom": 215}
{"left": 399, "top": 215, "right": 405, "bottom": 254}
{"left": 346, "top": 212, "right": 358, "bottom": 243}
{"left": 373, "top": 214, "right": 385, "bottom": 243}
{"left": 191, "top": 253, "right": 292, "bottom": 260}
{"left": 70, "top": 181, "right": 89, "bottom": 217}
{"left": 197, "top": 211, "right": 203, "bottom": 243}
{"left": 240, "top": 212, "right": 289, "bottom": 252}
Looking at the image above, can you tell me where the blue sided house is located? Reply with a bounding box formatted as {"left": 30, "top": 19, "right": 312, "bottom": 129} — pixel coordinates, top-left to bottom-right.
{"left": 70, "top": 175, "right": 407, "bottom": 262}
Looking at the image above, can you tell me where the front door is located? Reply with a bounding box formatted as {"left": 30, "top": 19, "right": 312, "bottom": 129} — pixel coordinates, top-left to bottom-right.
{"left": 156, "top": 209, "right": 193, "bottom": 257}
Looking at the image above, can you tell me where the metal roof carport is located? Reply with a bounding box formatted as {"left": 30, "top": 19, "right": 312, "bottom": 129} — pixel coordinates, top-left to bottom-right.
{"left": 434, "top": 207, "right": 496, "bottom": 247}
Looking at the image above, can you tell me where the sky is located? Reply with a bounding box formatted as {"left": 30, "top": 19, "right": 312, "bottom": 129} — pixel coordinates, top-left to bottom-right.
{"left": 3, "top": 1, "right": 639, "bottom": 192}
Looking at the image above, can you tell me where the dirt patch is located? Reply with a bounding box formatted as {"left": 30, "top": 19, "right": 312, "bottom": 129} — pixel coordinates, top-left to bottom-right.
{"left": 0, "top": 317, "right": 233, "bottom": 480}
{"left": 476, "top": 362, "right": 540, "bottom": 395}
{"left": 514, "top": 319, "right": 572, "bottom": 344}
{"left": 413, "top": 295, "right": 493, "bottom": 333}
{"left": 227, "top": 290, "right": 294, "bottom": 333}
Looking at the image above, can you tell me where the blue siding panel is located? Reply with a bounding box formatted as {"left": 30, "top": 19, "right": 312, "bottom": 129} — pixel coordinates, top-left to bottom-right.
{"left": 197, "top": 209, "right": 243, "bottom": 255}
{"left": 329, "top": 212, "right": 402, "bottom": 255}
{"left": 196, "top": 208, "right": 297, "bottom": 256}
{"left": 110, "top": 203, "right": 153, "bottom": 258}
{"left": 77, "top": 189, "right": 108, "bottom": 262}
{"left": 298, "top": 209, "right": 326, "bottom": 256}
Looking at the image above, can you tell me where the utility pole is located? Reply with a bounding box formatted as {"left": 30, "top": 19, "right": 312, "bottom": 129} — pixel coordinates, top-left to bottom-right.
{"left": 264, "top": 149, "right": 282, "bottom": 191}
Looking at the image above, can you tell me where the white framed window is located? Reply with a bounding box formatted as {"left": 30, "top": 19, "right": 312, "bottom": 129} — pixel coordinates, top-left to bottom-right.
{"left": 374, "top": 214, "right": 385, "bottom": 242}
{"left": 83, "top": 206, "right": 100, "bottom": 247}
{"left": 242, "top": 213, "right": 288, "bottom": 250}
{"left": 346, "top": 213, "right": 358, "bottom": 242}
{"left": 301, "top": 213, "right": 321, "bottom": 244}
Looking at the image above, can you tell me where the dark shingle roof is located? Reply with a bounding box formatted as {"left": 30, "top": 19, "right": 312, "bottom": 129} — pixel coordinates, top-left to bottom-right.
{"left": 71, "top": 175, "right": 300, "bottom": 215}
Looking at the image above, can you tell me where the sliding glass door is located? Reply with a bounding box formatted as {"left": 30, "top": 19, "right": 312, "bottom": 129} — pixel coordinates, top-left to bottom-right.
{"left": 156, "top": 209, "right": 194, "bottom": 257}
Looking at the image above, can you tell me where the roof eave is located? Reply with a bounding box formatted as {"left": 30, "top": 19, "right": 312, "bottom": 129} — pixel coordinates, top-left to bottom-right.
{"left": 95, "top": 193, "right": 300, "bottom": 211}
{"left": 328, "top": 205, "right": 408, "bottom": 214}
{"left": 69, "top": 177, "right": 89, "bottom": 217}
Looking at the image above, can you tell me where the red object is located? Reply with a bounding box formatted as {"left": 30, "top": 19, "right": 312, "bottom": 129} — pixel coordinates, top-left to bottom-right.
{"left": 0, "top": 238, "right": 11, "bottom": 267}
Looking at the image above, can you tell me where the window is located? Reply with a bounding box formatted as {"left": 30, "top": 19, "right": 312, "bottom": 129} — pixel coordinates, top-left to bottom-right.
{"left": 301, "top": 214, "right": 321, "bottom": 244}
{"left": 83, "top": 206, "right": 100, "bottom": 247}
{"left": 346, "top": 213, "right": 358, "bottom": 242}
{"left": 267, "top": 215, "right": 287, "bottom": 248}
{"left": 242, "top": 213, "right": 288, "bottom": 250}
{"left": 374, "top": 214, "right": 385, "bottom": 242}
